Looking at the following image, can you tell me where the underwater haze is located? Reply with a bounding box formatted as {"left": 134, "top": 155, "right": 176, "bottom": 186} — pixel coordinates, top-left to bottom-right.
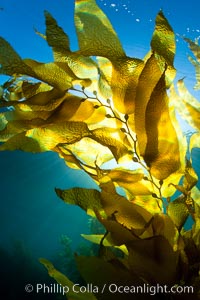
{"left": 0, "top": 0, "right": 200, "bottom": 299}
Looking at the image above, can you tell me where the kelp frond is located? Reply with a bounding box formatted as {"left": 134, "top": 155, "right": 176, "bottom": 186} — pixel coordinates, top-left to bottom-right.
{"left": 0, "top": 0, "right": 200, "bottom": 298}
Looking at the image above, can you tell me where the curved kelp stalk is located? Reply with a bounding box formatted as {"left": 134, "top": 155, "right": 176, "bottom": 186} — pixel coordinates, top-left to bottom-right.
{"left": 0, "top": 0, "right": 200, "bottom": 299}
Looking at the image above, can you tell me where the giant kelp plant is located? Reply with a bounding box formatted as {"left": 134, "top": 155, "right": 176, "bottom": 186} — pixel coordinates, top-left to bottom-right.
{"left": 0, "top": 0, "right": 200, "bottom": 299}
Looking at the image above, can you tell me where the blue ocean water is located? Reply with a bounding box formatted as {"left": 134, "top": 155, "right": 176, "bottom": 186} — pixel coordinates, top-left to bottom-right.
{"left": 0, "top": 0, "right": 199, "bottom": 299}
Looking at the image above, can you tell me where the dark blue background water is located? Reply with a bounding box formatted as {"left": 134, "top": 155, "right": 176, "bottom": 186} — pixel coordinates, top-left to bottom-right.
{"left": 0, "top": 0, "right": 199, "bottom": 299}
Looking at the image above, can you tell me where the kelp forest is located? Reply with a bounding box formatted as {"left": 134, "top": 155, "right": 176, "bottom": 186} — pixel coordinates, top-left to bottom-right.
{"left": 0, "top": 0, "right": 200, "bottom": 299}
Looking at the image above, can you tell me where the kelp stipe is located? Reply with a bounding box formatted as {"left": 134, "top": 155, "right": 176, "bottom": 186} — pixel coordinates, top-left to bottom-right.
{"left": 0, "top": 0, "right": 200, "bottom": 299}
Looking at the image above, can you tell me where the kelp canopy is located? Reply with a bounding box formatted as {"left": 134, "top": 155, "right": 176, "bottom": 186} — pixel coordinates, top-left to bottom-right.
{"left": 0, "top": 0, "right": 200, "bottom": 298}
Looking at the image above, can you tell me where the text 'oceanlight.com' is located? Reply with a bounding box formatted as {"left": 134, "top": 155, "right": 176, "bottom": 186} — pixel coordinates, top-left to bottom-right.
{"left": 25, "top": 282, "right": 194, "bottom": 296}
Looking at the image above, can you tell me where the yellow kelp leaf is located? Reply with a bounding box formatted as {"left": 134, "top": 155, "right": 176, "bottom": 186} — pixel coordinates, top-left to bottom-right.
{"left": 75, "top": 0, "right": 125, "bottom": 58}
{"left": 21, "top": 87, "right": 64, "bottom": 108}
{"left": 177, "top": 79, "right": 200, "bottom": 109}
{"left": 96, "top": 57, "right": 112, "bottom": 100}
{"left": 84, "top": 105, "right": 106, "bottom": 125}
{"left": 169, "top": 84, "right": 197, "bottom": 131}
{"left": 21, "top": 81, "right": 53, "bottom": 98}
{"left": 81, "top": 234, "right": 112, "bottom": 246}
{"left": 17, "top": 91, "right": 66, "bottom": 113}
{"left": 75, "top": 255, "right": 145, "bottom": 300}
{"left": 81, "top": 234, "right": 128, "bottom": 255}
{"left": 184, "top": 37, "right": 200, "bottom": 63}
{"left": 167, "top": 195, "right": 189, "bottom": 231}
{"left": 161, "top": 171, "right": 184, "bottom": 198}
{"left": 40, "top": 258, "right": 97, "bottom": 300}
{"left": 100, "top": 180, "right": 153, "bottom": 232}
{"left": 54, "top": 146, "right": 84, "bottom": 170}
{"left": 2, "top": 107, "right": 52, "bottom": 122}
{"left": 177, "top": 79, "right": 200, "bottom": 130}
{"left": 183, "top": 160, "right": 198, "bottom": 191}
{"left": 135, "top": 57, "right": 185, "bottom": 183}
{"left": 190, "top": 132, "right": 200, "bottom": 153}
{"left": 88, "top": 109, "right": 123, "bottom": 131}
{"left": 105, "top": 168, "right": 153, "bottom": 196}
{"left": 1, "top": 80, "right": 58, "bottom": 108}
{"left": 127, "top": 235, "right": 180, "bottom": 285}
{"left": 66, "top": 54, "right": 97, "bottom": 86}
{"left": 107, "top": 168, "right": 143, "bottom": 183}
{"left": 57, "top": 145, "right": 103, "bottom": 177}
{"left": 48, "top": 95, "right": 95, "bottom": 122}
{"left": 96, "top": 213, "right": 138, "bottom": 245}
{"left": 65, "top": 137, "right": 114, "bottom": 168}
{"left": 151, "top": 11, "right": 176, "bottom": 86}
{"left": 0, "top": 113, "right": 8, "bottom": 131}
{"left": 23, "top": 59, "right": 78, "bottom": 90}
{"left": 26, "top": 127, "right": 64, "bottom": 151}
{"left": 188, "top": 57, "right": 200, "bottom": 90}
{"left": 144, "top": 72, "right": 180, "bottom": 179}
{"left": 191, "top": 186, "right": 200, "bottom": 206}
{"left": 184, "top": 38, "right": 200, "bottom": 89}
{"left": 0, "top": 89, "right": 66, "bottom": 115}
{"left": 6, "top": 87, "right": 65, "bottom": 112}
{"left": 0, "top": 118, "right": 45, "bottom": 141}
{"left": 0, "top": 132, "right": 42, "bottom": 152}
{"left": 134, "top": 53, "right": 163, "bottom": 155}
{"left": 112, "top": 57, "right": 144, "bottom": 114}
{"left": 151, "top": 11, "right": 175, "bottom": 66}
{"left": 0, "top": 122, "right": 89, "bottom": 152}
{"left": 131, "top": 195, "right": 162, "bottom": 214}
{"left": 99, "top": 55, "right": 144, "bottom": 115}
{"left": 44, "top": 11, "right": 70, "bottom": 60}
{"left": 168, "top": 99, "right": 187, "bottom": 175}
{"left": 44, "top": 11, "right": 98, "bottom": 84}
{"left": 152, "top": 213, "right": 181, "bottom": 251}
{"left": 91, "top": 127, "right": 131, "bottom": 162}
{"left": 48, "top": 95, "right": 105, "bottom": 124}
{"left": 2, "top": 79, "right": 24, "bottom": 101}
{"left": 1, "top": 120, "right": 90, "bottom": 151}
{"left": 0, "top": 37, "right": 36, "bottom": 77}
{"left": 25, "top": 121, "right": 90, "bottom": 151}
{"left": 55, "top": 187, "right": 103, "bottom": 217}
